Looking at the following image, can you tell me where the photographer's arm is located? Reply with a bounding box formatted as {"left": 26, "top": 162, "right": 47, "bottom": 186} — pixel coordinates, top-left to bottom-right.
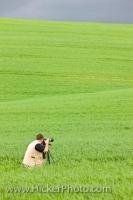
{"left": 44, "top": 139, "right": 49, "bottom": 152}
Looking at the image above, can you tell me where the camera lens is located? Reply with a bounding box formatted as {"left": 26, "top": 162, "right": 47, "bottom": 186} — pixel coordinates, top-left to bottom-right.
{"left": 49, "top": 138, "right": 54, "bottom": 142}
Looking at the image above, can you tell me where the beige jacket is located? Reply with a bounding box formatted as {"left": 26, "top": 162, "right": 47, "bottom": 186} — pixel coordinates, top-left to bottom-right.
{"left": 22, "top": 140, "right": 45, "bottom": 167}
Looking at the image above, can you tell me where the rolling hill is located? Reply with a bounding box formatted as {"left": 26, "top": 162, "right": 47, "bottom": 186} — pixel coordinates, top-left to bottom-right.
{"left": 0, "top": 18, "right": 133, "bottom": 200}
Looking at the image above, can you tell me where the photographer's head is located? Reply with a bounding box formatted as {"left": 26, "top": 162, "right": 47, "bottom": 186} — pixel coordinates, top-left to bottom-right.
{"left": 36, "top": 133, "right": 44, "bottom": 143}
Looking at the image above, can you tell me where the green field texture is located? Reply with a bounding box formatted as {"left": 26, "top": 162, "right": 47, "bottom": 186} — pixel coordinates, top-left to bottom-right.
{"left": 0, "top": 18, "right": 133, "bottom": 200}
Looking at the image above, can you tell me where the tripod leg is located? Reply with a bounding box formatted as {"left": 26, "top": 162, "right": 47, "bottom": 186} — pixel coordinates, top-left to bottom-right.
{"left": 47, "top": 151, "right": 51, "bottom": 164}
{"left": 48, "top": 151, "right": 55, "bottom": 164}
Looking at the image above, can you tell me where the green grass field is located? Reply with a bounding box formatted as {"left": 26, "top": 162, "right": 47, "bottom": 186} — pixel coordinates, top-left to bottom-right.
{"left": 0, "top": 18, "right": 133, "bottom": 200}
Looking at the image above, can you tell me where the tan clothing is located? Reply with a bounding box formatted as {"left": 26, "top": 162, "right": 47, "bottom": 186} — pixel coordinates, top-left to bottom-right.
{"left": 22, "top": 140, "right": 46, "bottom": 167}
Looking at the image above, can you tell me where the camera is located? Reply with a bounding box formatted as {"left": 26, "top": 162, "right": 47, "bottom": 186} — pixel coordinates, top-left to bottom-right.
{"left": 42, "top": 138, "right": 54, "bottom": 146}
{"left": 49, "top": 138, "right": 54, "bottom": 143}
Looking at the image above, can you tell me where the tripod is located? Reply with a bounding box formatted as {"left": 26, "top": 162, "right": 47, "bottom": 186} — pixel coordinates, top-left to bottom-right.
{"left": 47, "top": 150, "right": 55, "bottom": 164}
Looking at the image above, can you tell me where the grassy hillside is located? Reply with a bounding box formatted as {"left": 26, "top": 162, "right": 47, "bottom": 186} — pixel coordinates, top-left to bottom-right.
{"left": 0, "top": 18, "right": 133, "bottom": 200}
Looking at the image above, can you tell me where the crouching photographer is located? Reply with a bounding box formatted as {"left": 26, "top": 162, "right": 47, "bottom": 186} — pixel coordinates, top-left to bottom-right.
{"left": 22, "top": 133, "right": 53, "bottom": 168}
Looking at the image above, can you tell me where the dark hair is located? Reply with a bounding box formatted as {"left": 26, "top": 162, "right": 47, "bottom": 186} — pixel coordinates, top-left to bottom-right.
{"left": 36, "top": 133, "right": 44, "bottom": 140}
